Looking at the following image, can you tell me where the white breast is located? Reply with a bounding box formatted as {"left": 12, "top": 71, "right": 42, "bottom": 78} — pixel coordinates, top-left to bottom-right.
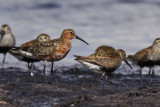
{"left": 0, "top": 33, "right": 15, "bottom": 47}
{"left": 147, "top": 47, "right": 160, "bottom": 61}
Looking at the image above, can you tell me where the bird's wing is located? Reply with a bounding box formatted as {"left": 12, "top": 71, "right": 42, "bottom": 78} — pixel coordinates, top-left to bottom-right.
{"left": 74, "top": 55, "right": 98, "bottom": 65}
{"left": 20, "top": 40, "right": 37, "bottom": 51}
{"left": 74, "top": 54, "right": 120, "bottom": 68}
{"left": 88, "top": 49, "right": 119, "bottom": 59}
{"left": 95, "top": 45, "right": 115, "bottom": 53}
{"left": 127, "top": 46, "right": 151, "bottom": 64}
{"left": 134, "top": 46, "right": 151, "bottom": 61}
{"left": 93, "top": 52, "right": 121, "bottom": 68}
{"left": 28, "top": 39, "right": 59, "bottom": 56}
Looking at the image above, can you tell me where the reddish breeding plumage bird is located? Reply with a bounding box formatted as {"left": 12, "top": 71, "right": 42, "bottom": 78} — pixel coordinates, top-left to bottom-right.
{"left": 20, "top": 29, "right": 89, "bottom": 83}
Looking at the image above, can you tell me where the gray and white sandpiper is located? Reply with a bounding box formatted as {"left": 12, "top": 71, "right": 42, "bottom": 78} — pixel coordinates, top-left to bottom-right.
{"left": 0, "top": 24, "right": 16, "bottom": 68}
{"left": 127, "top": 38, "right": 160, "bottom": 82}
{"left": 74, "top": 45, "right": 132, "bottom": 81}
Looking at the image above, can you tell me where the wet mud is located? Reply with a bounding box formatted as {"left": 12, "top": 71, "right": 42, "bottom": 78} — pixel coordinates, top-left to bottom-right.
{"left": 0, "top": 66, "right": 160, "bottom": 107}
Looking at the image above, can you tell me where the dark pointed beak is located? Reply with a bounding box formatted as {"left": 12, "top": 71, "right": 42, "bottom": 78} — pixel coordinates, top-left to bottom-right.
{"left": 76, "top": 35, "right": 89, "bottom": 45}
{"left": 125, "top": 60, "right": 133, "bottom": 70}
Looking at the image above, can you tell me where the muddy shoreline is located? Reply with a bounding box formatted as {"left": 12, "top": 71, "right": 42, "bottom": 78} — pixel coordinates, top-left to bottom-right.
{"left": 0, "top": 66, "right": 160, "bottom": 107}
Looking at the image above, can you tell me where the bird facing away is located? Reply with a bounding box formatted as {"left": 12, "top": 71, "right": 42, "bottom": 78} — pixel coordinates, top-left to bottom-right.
{"left": 20, "top": 29, "right": 89, "bottom": 83}
{"left": 9, "top": 33, "right": 51, "bottom": 76}
{"left": 127, "top": 38, "right": 160, "bottom": 82}
{"left": 74, "top": 45, "right": 132, "bottom": 80}
{"left": 0, "top": 24, "right": 16, "bottom": 68}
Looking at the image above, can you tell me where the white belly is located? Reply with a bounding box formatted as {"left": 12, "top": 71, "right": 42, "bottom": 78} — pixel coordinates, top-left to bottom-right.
{"left": 78, "top": 60, "right": 102, "bottom": 74}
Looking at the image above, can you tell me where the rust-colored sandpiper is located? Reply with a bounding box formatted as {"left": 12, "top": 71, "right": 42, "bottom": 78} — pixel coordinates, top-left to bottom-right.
{"left": 0, "top": 24, "right": 16, "bottom": 68}
{"left": 9, "top": 34, "right": 51, "bottom": 76}
{"left": 74, "top": 45, "right": 132, "bottom": 81}
{"left": 127, "top": 38, "right": 160, "bottom": 82}
{"left": 20, "top": 29, "right": 89, "bottom": 83}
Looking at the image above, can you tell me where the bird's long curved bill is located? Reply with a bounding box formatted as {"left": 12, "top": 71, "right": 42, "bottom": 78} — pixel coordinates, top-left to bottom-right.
{"left": 76, "top": 35, "right": 89, "bottom": 45}
{"left": 125, "top": 60, "right": 133, "bottom": 70}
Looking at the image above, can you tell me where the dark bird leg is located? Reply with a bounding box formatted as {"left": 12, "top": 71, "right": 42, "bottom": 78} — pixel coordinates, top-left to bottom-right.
{"left": 50, "top": 61, "right": 58, "bottom": 84}
{"left": 139, "top": 67, "right": 142, "bottom": 82}
{"left": 152, "top": 68, "right": 155, "bottom": 76}
{"left": 30, "top": 62, "right": 33, "bottom": 70}
{"left": 100, "top": 72, "right": 105, "bottom": 80}
{"left": 101, "top": 72, "right": 112, "bottom": 84}
{"left": 28, "top": 62, "right": 34, "bottom": 76}
{"left": 1, "top": 53, "right": 6, "bottom": 68}
{"left": 32, "top": 63, "right": 36, "bottom": 70}
{"left": 43, "top": 61, "right": 48, "bottom": 83}
{"left": 148, "top": 67, "right": 152, "bottom": 83}
{"left": 95, "top": 74, "right": 99, "bottom": 85}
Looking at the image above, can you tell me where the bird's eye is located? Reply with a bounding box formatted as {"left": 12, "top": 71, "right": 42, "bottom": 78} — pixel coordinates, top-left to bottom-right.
{"left": 70, "top": 32, "right": 74, "bottom": 35}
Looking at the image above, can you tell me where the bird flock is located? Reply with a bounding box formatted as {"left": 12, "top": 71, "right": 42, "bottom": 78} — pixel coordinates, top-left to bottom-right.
{"left": 0, "top": 24, "right": 159, "bottom": 83}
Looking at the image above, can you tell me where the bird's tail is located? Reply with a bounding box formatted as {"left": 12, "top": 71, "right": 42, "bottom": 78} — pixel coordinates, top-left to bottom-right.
{"left": 10, "top": 47, "right": 20, "bottom": 50}
{"left": 9, "top": 47, "right": 21, "bottom": 55}
{"left": 74, "top": 55, "right": 87, "bottom": 60}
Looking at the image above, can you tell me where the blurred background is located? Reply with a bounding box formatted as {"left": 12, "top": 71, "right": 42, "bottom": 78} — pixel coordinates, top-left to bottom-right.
{"left": 0, "top": 0, "right": 160, "bottom": 73}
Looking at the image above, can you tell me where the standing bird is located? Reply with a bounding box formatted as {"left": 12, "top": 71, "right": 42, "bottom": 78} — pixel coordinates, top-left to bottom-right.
{"left": 0, "top": 24, "right": 15, "bottom": 68}
{"left": 9, "top": 33, "right": 51, "bottom": 76}
{"left": 20, "top": 29, "right": 89, "bottom": 83}
{"left": 127, "top": 38, "right": 160, "bottom": 82}
{"left": 74, "top": 45, "right": 132, "bottom": 81}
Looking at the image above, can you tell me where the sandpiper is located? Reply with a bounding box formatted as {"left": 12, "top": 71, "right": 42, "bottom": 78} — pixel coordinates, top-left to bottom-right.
{"left": 20, "top": 29, "right": 89, "bottom": 83}
{"left": 74, "top": 45, "right": 132, "bottom": 81}
{"left": 9, "top": 33, "right": 51, "bottom": 76}
{"left": 0, "top": 24, "right": 16, "bottom": 68}
{"left": 127, "top": 38, "right": 160, "bottom": 82}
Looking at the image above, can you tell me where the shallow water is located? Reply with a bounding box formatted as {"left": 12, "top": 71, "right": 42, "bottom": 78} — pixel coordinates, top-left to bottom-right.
{"left": 1, "top": 0, "right": 160, "bottom": 75}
